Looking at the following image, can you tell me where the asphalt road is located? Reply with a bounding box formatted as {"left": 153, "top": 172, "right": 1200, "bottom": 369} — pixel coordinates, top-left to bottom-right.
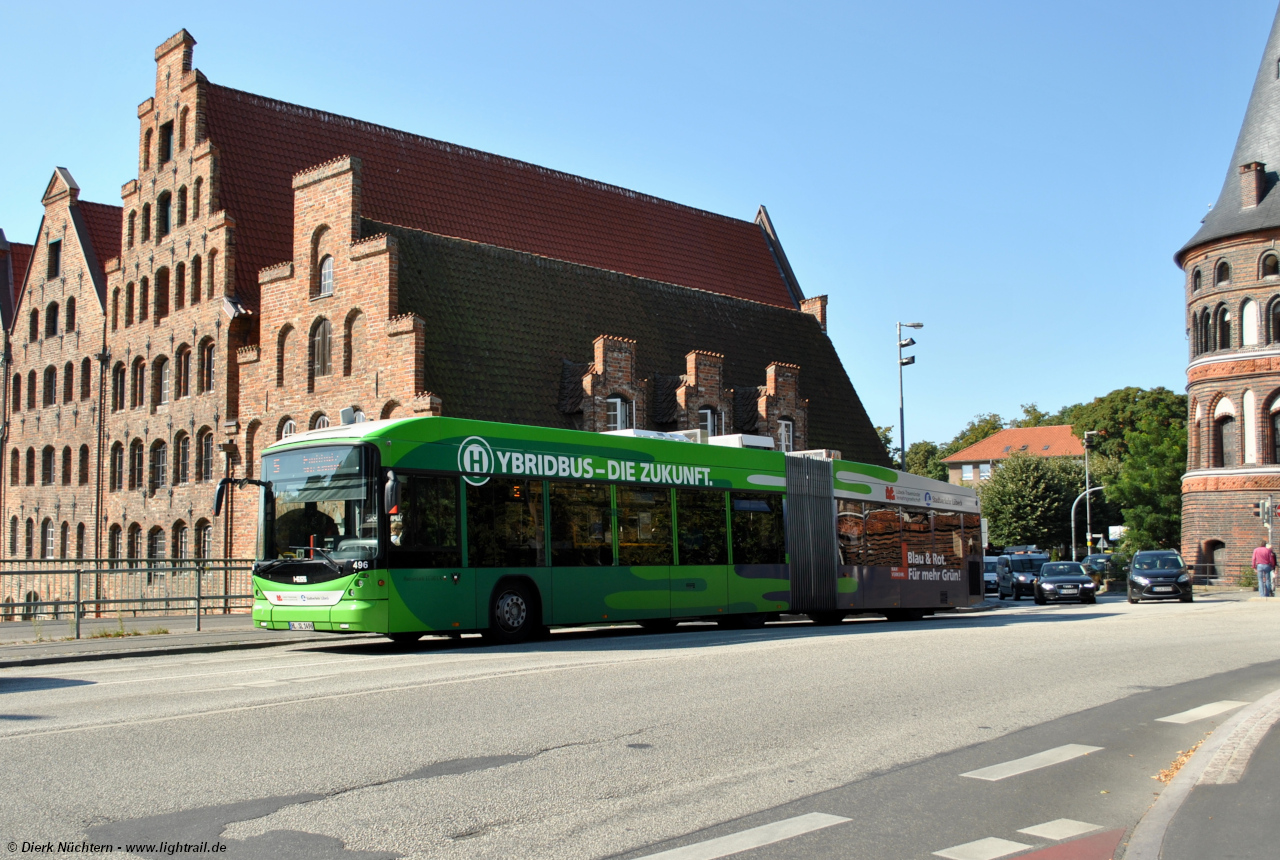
{"left": 1, "top": 593, "right": 1278, "bottom": 860}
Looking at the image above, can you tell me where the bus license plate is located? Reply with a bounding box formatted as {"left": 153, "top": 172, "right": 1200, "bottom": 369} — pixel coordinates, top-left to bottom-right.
{"left": 288, "top": 622, "right": 315, "bottom": 631}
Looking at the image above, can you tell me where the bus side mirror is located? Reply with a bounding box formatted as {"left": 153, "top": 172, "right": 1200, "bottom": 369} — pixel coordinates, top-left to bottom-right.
{"left": 384, "top": 471, "right": 400, "bottom": 513}
{"left": 214, "top": 479, "right": 228, "bottom": 517}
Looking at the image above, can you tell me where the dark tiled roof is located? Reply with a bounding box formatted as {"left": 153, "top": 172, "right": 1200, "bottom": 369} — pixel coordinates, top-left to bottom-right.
{"left": 205, "top": 84, "right": 796, "bottom": 313}
{"left": 0, "top": 241, "right": 32, "bottom": 331}
{"left": 374, "top": 219, "right": 888, "bottom": 465}
{"left": 650, "top": 373, "right": 682, "bottom": 426}
{"left": 1180, "top": 9, "right": 1280, "bottom": 259}
{"left": 732, "top": 387, "right": 763, "bottom": 434}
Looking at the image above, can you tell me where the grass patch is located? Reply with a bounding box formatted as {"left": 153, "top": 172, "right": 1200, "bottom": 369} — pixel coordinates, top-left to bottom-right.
{"left": 89, "top": 626, "right": 142, "bottom": 639}
{"left": 144, "top": 626, "right": 170, "bottom": 635}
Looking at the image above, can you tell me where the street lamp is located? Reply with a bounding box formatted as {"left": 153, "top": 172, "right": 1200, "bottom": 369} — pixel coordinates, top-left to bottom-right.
{"left": 897, "top": 322, "right": 923, "bottom": 470}
{"left": 1083, "top": 430, "right": 1100, "bottom": 557}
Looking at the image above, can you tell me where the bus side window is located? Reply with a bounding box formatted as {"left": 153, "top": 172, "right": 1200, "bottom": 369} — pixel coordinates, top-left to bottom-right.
{"left": 676, "top": 488, "right": 728, "bottom": 566}
{"left": 837, "top": 499, "right": 864, "bottom": 566}
{"left": 864, "top": 507, "right": 901, "bottom": 567}
{"left": 729, "top": 492, "right": 785, "bottom": 565}
{"left": 389, "top": 473, "right": 461, "bottom": 568}
{"left": 466, "top": 478, "right": 544, "bottom": 567}
{"left": 617, "top": 486, "right": 673, "bottom": 566}
{"left": 549, "top": 481, "right": 613, "bottom": 566}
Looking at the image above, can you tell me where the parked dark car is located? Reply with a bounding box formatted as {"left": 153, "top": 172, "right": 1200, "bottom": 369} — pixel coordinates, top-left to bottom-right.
{"left": 984, "top": 556, "right": 999, "bottom": 594}
{"left": 996, "top": 553, "right": 1050, "bottom": 600}
{"left": 1033, "top": 561, "right": 1098, "bottom": 605}
{"left": 1128, "top": 550, "right": 1193, "bottom": 603}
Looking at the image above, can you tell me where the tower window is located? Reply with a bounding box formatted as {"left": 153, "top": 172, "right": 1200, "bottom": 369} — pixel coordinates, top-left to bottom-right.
{"left": 1192, "top": 268, "right": 1201, "bottom": 291}
{"left": 1264, "top": 254, "right": 1279, "bottom": 278}
{"left": 1216, "top": 261, "right": 1231, "bottom": 285}
{"left": 158, "top": 121, "right": 174, "bottom": 164}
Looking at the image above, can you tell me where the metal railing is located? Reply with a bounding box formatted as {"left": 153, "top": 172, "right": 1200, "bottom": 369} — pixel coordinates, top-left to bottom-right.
{"left": 0, "top": 558, "right": 255, "bottom": 638}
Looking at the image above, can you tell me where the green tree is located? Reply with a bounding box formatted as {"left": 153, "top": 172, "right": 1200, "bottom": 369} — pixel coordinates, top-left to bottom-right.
{"left": 904, "top": 440, "right": 947, "bottom": 482}
{"left": 1108, "top": 410, "right": 1187, "bottom": 551}
{"left": 940, "top": 413, "right": 1006, "bottom": 458}
{"left": 979, "top": 453, "right": 1084, "bottom": 549}
{"left": 875, "top": 425, "right": 901, "bottom": 466}
{"left": 1061, "top": 387, "right": 1187, "bottom": 460}
{"left": 1010, "top": 403, "right": 1055, "bottom": 428}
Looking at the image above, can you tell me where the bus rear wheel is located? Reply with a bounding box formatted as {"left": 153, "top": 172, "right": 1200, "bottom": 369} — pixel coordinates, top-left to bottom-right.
{"left": 484, "top": 580, "right": 540, "bottom": 644}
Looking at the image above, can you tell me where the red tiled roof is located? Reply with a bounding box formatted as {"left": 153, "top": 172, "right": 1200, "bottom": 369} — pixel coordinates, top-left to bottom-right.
{"left": 78, "top": 200, "right": 122, "bottom": 279}
{"left": 941, "top": 425, "right": 1084, "bottom": 463}
{"left": 9, "top": 242, "right": 32, "bottom": 295}
{"left": 205, "top": 85, "right": 797, "bottom": 313}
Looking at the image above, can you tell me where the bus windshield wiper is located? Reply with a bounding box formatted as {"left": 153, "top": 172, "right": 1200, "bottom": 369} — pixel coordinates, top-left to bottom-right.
{"left": 289, "top": 546, "right": 342, "bottom": 575}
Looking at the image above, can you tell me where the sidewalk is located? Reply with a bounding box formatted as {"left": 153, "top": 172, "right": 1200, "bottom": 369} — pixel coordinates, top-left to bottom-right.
{"left": 1125, "top": 685, "right": 1280, "bottom": 859}
{"left": 0, "top": 613, "right": 378, "bottom": 668}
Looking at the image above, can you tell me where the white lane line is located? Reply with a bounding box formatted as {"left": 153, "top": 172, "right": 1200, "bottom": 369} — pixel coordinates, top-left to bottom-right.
{"left": 1156, "top": 700, "right": 1249, "bottom": 725}
{"left": 961, "top": 744, "right": 1103, "bottom": 781}
{"left": 1017, "top": 818, "right": 1100, "bottom": 840}
{"left": 933, "top": 836, "right": 1032, "bottom": 860}
{"left": 634, "top": 813, "right": 849, "bottom": 860}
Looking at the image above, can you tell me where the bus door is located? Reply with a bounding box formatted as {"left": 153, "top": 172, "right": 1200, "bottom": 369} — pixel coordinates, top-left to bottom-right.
{"left": 387, "top": 473, "right": 475, "bottom": 632}
{"left": 673, "top": 489, "right": 729, "bottom": 617}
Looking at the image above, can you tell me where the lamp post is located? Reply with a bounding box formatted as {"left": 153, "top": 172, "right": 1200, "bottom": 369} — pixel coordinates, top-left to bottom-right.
{"left": 1072, "top": 486, "right": 1105, "bottom": 562}
{"left": 1083, "top": 430, "right": 1099, "bottom": 557}
{"left": 897, "top": 322, "right": 923, "bottom": 470}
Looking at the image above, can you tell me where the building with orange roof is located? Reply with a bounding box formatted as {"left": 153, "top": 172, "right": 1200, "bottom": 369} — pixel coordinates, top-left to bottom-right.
{"left": 940, "top": 425, "right": 1084, "bottom": 486}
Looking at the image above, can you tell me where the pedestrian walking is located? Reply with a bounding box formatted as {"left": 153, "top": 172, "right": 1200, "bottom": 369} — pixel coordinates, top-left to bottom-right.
{"left": 1252, "top": 541, "right": 1276, "bottom": 598}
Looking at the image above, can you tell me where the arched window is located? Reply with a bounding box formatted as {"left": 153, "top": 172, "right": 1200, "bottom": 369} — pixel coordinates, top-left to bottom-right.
{"left": 11, "top": 374, "right": 19, "bottom": 413}
{"left": 156, "top": 191, "right": 171, "bottom": 240}
{"left": 343, "top": 310, "right": 363, "bottom": 376}
{"left": 276, "top": 325, "right": 293, "bottom": 387}
{"left": 151, "top": 440, "right": 168, "bottom": 489}
{"left": 311, "top": 319, "right": 332, "bottom": 383}
{"left": 60, "top": 446, "right": 71, "bottom": 486}
{"left": 1215, "top": 416, "right": 1238, "bottom": 467}
{"left": 41, "top": 446, "right": 54, "bottom": 485}
{"left": 1201, "top": 310, "right": 1212, "bottom": 352}
{"left": 62, "top": 362, "right": 73, "bottom": 404}
{"left": 1192, "top": 268, "right": 1202, "bottom": 291}
{"left": 179, "top": 107, "right": 189, "bottom": 149}
{"left": 207, "top": 248, "right": 217, "bottom": 300}
{"left": 154, "top": 268, "right": 169, "bottom": 319}
{"left": 42, "top": 366, "right": 55, "bottom": 406}
{"left": 40, "top": 519, "right": 53, "bottom": 559}
{"left": 1243, "top": 299, "right": 1260, "bottom": 346}
{"left": 199, "top": 340, "right": 215, "bottom": 393}
{"left": 280, "top": 418, "right": 296, "bottom": 440}
{"left": 141, "top": 203, "right": 151, "bottom": 242}
{"left": 1272, "top": 411, "right": 1280, "bottom": 466}
{"left": 78, "top": 445, "right": 89, "bottom": 485}
{"left": 24, "top": 448, "right": 34, "bottom": 486}
{"left": 1216, "top": 306, "right": 1232, "bottom": 350}
{"left": 59, "top": 522, "right": 69, "bottom": 560}
{"left": 111, "top": 362, "right": 126, "bottom": 412}
{"left": 8, "top": 449, "right": 17, "bottom": 486}
{"left": 127, "top": 524, "right": 142, "bottom": 565}
{"left": 28, "top": 309, "right": 38, "bottom": 342}
{"left": 108, "top": 525, "right": 122, "bottom": 568}
{"left": 175, "top": 263, "right": 186, "bottom": 310}
{"left": 195, "top": 519, "right": 213, "bottom": 560}
{"left": 140, "top": 277, "right": 149, "bottom": 321}
{"left": 143, "top": 129, "right": 152, "bottom": 171}
{"left": 1217, "top": 260, "right": 1231, "bottom": 285}
{"left": 66, "top": 297, "right": 75, "bottom": 333}
{"left": 24, "top": 518, "right": 33, "bottom": 559}
{"left": 111, "top": 288, "right": 120, "bottom": 331}
{"left": 312, "top": 414, "right": 329, "bottom": 430}
{"left": 153, "top": 356, "right": 171, "bottom": 406}
{"left": 25, "top": 370, "right": 34, "bottom": 411}
{"left": 353, "top": 409, "right": 367, "bottom": 423}
{"left": 190, "top": 255, "right": 202, "bottom": 303}
{"left": 128, "top": 440, "right": 144, "bottom": 490}
{"left": 8, "top": 516, "right": 15, "bottom": 555}
{"left": 197, "top": 430, "right": 214, "bottom": 482}
{"left": 175, "top": 346, "right": 191, "bottom": 399}
{"left": 127, "top": 211, "right": 136, "bottom": 249}
{"left": 125, "top": 282, "right": 135, "bottom": 326}
{"left": 131, "top": 358, "right": 146, "bottom": 409}
{"left": 174, "top": 522, "right": 189, "bottom": 560}
{"left": 45, "top": 302, "right": 58, "bottom": 337}
{"left": 192, "top": 178, "right": 202, "bottom": 220}
{"left": 109, "top": 443, "right": 124, "bottom": 492}
{"left": 319, "top": 255, "right": 334, "bottom": 296}
{"left": 81, "top": 357, "right": 91, "bottom": 400}
{"left": 176, "top": 186, "right": 187, "bottom": 227}
{"left": 76, "top": 523, "right": 85, "bottom": 559}
{"left": 605, "top": 395, "right": 632, "bottom": 431}
{"left": 175, "top": 433, "right": 190, "bottom": 485}
{"left": 1264, "top": 255, "right": 1279, "bottom": 279}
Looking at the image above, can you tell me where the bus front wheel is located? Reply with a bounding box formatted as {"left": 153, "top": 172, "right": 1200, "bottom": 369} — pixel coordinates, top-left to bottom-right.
{"left": 484, "top": 580, "right": 541, "bottom": 644}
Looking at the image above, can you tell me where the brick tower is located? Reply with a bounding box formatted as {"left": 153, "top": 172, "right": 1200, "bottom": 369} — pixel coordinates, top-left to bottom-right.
{"left": 1178, "top": 7, "right": 1280, "bottom": 579}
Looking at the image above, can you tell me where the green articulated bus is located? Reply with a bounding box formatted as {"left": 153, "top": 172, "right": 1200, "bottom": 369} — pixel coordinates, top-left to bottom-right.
{"left": 223, "top": 416, "right": 983, "bottom": 643}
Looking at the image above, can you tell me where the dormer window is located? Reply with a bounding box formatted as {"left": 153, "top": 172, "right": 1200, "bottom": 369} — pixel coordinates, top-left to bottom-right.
{"left": 319, "top": 255, "right": 334, "bottom": 296}
{"left": 46, "top": 240, "right": 61, "bottom": 279}
{"left": 158, "top": 121, "right": 174, "bottom": 164}
{"left": 606, "top": 395, "right": 632, "bottom": 431}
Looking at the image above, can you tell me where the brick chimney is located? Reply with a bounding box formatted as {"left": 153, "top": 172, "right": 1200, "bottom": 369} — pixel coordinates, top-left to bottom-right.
{"left": 800, "top": 295, "right": 828, "bottom": 332}
{"left": 1240, "top": 162, "right": 1267, "bottom": 209}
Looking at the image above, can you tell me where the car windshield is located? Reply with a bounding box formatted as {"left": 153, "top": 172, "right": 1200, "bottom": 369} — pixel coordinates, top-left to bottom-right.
{"left": 1041, "top": 562, "right": 1084, "bottom": 576}
{"left": 1132, "top": 554, "right": 1184, "bottom": 571}
{"left": 984, "top": 562, "right": 997, "bottom": 573}
{"left": 259, "top": 445, "right": 379, "bottom": 561}
{"left": 1010, "top": 557, "right": 1047, "bottom": 573}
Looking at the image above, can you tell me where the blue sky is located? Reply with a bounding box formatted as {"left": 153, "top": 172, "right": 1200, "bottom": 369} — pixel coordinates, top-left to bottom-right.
{"left": 1, "top": 1, "right": 1275, "bottom": 446}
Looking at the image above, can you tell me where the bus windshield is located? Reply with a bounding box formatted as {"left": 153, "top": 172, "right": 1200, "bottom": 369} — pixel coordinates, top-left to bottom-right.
{"left": 260, "top": 445, "right": 378, "bottom": 561}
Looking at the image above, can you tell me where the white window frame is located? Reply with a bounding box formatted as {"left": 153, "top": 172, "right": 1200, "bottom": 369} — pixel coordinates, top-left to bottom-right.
{"left": 777, "top": 419, "right": 794, "bottom": 453}
{"left": 961, "top": 464, "right": 974, "bottom": 482}
{"left": 979, "top": 463, "right": 992, "bottom": 480}
{"left": 606, "top": 396, "right": 632, "bottom": 431}
{"left": 319, "top": 256, "right": 334, "bottom": 297}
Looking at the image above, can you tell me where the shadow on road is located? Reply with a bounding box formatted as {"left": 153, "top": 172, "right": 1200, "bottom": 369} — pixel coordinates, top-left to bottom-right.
{"left": 0, "top": 676, "right": 94, "bottom": 693}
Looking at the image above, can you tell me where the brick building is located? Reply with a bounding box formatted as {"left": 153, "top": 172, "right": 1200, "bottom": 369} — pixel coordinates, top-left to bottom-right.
{"left": 1178, "top": 8, "right": 1280, "bottom": 578}
{"left": 1, "top": 30, "right": 887, "bottom": 563}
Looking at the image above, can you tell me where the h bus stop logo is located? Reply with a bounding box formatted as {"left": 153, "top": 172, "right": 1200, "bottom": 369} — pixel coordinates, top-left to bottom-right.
{"left": 459, "top": 436, "right": 494, "bottom": 486}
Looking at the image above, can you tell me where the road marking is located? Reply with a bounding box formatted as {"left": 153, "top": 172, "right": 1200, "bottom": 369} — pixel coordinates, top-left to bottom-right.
{"left": 933, "top": 836, "right": 1032, "bottom": 860}
{"left": 1017, "top": 818, "right": 1100, "bottom": 840}
{"left": 961, "top": 744, "right": 1103, "bottom": 781}
{"left": 1156, "top": 700, "right": 1249, "bottom": 725}
{"left": 634, "top": 813, "right": 850, "bottom": 860}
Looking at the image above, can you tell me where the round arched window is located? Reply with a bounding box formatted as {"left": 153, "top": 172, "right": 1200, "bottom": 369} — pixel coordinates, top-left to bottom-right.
{"left": 1192, "top": 268, "right": 1202, "bottom": 291}
{"left": 319, "top": 256, "right": 334, "bottom": 297}
{"left": 1217, "top": 261, "right": 1232, "bottom": 284}
{"left": 313, "top": 415, "right": 329, "bottom": 430}
{"left": 280, "top": 419, "right": 296, "bottom": 439}
{"left": 1264, "top": 255, "right": 1280, "bottom": 278}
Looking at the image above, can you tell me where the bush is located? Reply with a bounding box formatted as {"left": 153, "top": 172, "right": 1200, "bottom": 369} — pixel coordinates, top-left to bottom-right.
{"left": 1240, "top": 568, "right": 1258, "bottom": 589}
